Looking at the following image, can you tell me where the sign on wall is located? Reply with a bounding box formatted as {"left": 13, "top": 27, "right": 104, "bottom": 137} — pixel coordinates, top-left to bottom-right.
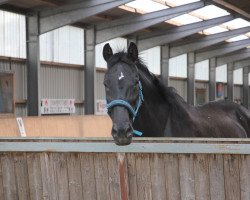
{"left": 0, "top": 72, "right": 14, "bottom": 115}
{"left": 96, "top": 99, "right": 107, "bottom": 115}
{"left": 41, "top": 99, "right": 75, "bottom": 115}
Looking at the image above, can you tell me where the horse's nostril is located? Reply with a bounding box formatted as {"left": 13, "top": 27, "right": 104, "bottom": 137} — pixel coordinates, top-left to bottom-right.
{"left": 127, "top": 132, "right": 133, "bottom": 138}
{"left": 112, "top": 123, "right": 133, "bottom": 137}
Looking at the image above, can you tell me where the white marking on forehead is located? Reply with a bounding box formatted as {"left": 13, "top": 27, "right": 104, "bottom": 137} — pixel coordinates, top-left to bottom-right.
{"left": 118, "top": 72, "right": 124, "bottom": 80}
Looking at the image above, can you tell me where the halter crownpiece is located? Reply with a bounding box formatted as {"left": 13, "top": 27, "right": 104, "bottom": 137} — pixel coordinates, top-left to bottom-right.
{"left": 106, "top": 80, "right": 144, "bottom": 136}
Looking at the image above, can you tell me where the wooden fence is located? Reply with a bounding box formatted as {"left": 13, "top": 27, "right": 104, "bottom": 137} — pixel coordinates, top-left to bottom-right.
{"left": 0, "top": 138, "right": 250, "bottom": 200}
{"left": 0, "top": 115, "right": 112, "bottom": 137}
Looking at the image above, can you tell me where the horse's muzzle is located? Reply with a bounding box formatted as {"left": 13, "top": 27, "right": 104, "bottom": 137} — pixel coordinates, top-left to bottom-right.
{"left": 112, "top": 123, "right": 133, "bottom": 145}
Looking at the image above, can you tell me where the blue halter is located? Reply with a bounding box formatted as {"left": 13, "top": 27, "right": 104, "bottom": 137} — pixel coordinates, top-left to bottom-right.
{"left": 106, "top": 81, "right": 144, "bottom": 136}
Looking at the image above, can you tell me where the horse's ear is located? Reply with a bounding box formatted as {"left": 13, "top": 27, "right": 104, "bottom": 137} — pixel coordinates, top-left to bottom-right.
{"left": 127, "top": 42, "right": 138, "bottom": 61}
{"left": 103, "top": 43, "right": 113, "bottom": 62}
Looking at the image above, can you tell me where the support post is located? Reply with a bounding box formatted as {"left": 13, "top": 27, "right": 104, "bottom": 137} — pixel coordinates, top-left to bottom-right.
{"left": 84, "top": 27, "right": 96, "bottom": 114}
{"left": 187, "top": 52, "right": 195, "bottom": 105}
{"left": 243, "top": 66, "right": 249, "bottom": 109}
{"left": 26, "top": 14, "right": 40, "bottom": 116}
{"left": 209, "top": 58, "right": 216, "bottom": 101}
{"left": 161, "top": 45, "right": 169, "bottom": 86}
{"left": 227, "top": 63, "right": 234, "bottom": 101}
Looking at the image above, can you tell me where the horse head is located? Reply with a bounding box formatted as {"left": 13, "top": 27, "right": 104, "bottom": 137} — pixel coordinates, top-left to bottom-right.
{"left": 103, "top": 42, "right": 143, "bottom": 145}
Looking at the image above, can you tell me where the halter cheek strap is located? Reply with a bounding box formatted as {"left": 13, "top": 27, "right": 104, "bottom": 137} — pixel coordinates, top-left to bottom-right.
{"left": 106, "top": 81, "right": 144, "bottom": 136}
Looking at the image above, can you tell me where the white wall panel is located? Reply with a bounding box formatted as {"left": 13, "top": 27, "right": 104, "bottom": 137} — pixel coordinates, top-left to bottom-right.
{"left": 195, "top": 60, "right": 209, "bottom": 81}
{"left": 140, "top": 46, "right": 160, "bottom": 75}
{"left": 95, "top": 37, "right": 127, "bottom": 68}
{"left": 40, "top": 32, "right": 53, "bottom": 61}
{"left": 0, "top": 10, "right": 26, "bottom": 58}
{"left": 216, "top": 64, "right": 227, "bottom": 83}
{"left": 169, "top": 54, "right": 187, "bottom": 78}
{"left": 234, "top": 68, "right": 243, "bottom": 85}
{"left": 40, "top": 26, "right": 84, "bottom": 65}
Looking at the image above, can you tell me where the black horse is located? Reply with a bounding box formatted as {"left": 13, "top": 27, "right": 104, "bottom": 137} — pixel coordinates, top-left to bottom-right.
{"left": 103, "top": 42, "right": 250, "bottom": 145}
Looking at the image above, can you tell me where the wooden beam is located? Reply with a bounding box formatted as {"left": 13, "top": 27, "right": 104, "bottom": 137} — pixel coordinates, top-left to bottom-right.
{"left": 0, "top": 140, "right": 250, "bottom": 154}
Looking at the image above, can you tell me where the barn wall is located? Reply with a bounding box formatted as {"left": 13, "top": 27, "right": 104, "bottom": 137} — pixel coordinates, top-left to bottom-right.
{"left": 195, "top": 60, "right": 209, "bottom": 81}
{"left": 0, "top": 59, "right": 85, "bottom": 116}
{"left": 169, "top": 78, "right": 187, "bottom": 101}
{"left": 169, "top": 54, "right": 187, "bottom": 78}
{"left": 234, "top": 68, "right": 243, "bottom": 85}
{"left": 195, "top": 82, "right": 209, "bottom": 105}
{"left": 0, "top": 11, "right": 26, "bottom": 58}
{"left": 96, "top": 71, "right": 106, "bottom": 101}
{"left": 40, "top": 26, "right": 84, "bottom": 65}
{"left": 216, "top": 64, "right": 227, "bottom": 83}
{"left": 234, "top": 85, "right": 243, "bottom": 104}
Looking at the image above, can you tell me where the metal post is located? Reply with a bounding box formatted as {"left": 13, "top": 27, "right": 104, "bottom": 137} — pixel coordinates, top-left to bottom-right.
{"left": 161, "top": 45, "right": 170, "bottom": 86}
{"left": 187, "top": 52, "right": 195, "bottom": 105}
{"left": 84, "top": 27, "right": 96, "bottom": 114}
{"left": 243, "top": 66, "right": 249, "bottom": 109}
{"left": 209, "top": 58, "right": 216, "bottom": 101}
{"left": 26, "top": 14, "right": 40, "bottom": 116}
{"left": 227, "top": 63, "right": 234, "bottom": 101}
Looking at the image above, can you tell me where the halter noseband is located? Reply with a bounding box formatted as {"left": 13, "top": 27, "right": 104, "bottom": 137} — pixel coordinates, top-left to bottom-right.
{"left": 106, "top": 59, "right": 144, "bottom": 136}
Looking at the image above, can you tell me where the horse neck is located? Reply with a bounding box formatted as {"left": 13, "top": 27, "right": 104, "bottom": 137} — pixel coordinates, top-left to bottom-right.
{"left": 135, "top": 73, "right": 171, "bottom": 136}
{"left": 137, "top": 72, "right": 194, "bottom": 136}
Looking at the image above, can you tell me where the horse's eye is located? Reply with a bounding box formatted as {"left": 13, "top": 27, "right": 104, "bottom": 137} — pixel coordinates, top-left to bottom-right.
{"left": 103, "top": 80, "right": 109, "bottom": 87}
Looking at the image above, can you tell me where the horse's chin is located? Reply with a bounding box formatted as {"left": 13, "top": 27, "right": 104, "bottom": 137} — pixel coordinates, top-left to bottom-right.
{"left": 114, "top": 138, "right": 132, "bottom": 146}
{"left": 112, "top": 133, "right": 132, "bottom": 146}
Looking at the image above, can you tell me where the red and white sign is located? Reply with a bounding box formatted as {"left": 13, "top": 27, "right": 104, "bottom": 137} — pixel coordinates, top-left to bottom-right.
{"left": 96, "top": 99, "right": 107, "bottom": 115}
{"left": 41, "top": 99, "right": 75, "bottom": 114}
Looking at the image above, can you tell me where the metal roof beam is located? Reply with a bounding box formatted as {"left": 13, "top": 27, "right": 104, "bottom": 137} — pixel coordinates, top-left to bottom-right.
{"left": 170, "top": 26, "right": 250, "bottom": 57}
{"left": 39, "top": 0, "right": 133, "bottom": 34}
{"left": 234, "top": 59, "right": 250, "bottom": 70}
{"left": 196, "top": 39, "right": 250, "bottom": 62}
{"left": 0, "top": 0, "right": 9, "bottom": 5}
{"left": 96, "top": 1, "right": 207, "bottom": 44}
{"left": 216, "top": 48, "right": 250, "bottom": 66}
{"left": 137, "top": 15, "right": 233, "bottom": 51}
{"left": 212, "top": 0, "right": 250, "bottom": 21}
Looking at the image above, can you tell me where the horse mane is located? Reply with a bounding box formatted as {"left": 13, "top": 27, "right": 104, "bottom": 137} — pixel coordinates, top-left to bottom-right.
{"left": 135, "top": 56, "right": 188, "bottom": 107}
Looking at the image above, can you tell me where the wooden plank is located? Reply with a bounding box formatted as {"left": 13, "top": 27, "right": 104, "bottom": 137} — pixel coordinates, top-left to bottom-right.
{"left": 66, "top": 153, "right": 84, "bottom": 200}
{"left": 117, "top": 153, "right": 129, "bottom": 200}
{"left": 94, "top": 153, "right": 110, "bottom": 200}
{"left": 0, "top": 154, "right": 4, "bottom": 200}
{"left": 164, "top": 154, "right": 181, "bottom": 200}
{"left": 135, "top": 154, "right": 152, "bottom": 200}
{"left": 239, "top": 155, "right": 250, "bottom": 200}
{"left": 150, "top": 154, "right": 167, "bottom": 200}
{"left": 40, "top": 153, "right": 57, "bottom": 200}
{"left": 193, "top": 154, "right": 210, "bottom": 200}
{"left": 13, "top": 153, "right": 30, "bottom": 200}
{"left": 178, "top": 154, "right": 195, "bottom": 200}
{"left": 126, "top": 153, "right": 138, "bottom": 200}
{"left": 53, "top": 153, "right": 70, "bottom": 200}
{"left": 209, "top": 154, "right": 225, "bottom": 200}
{"left": 80, "top": 153, "right": 97, "bottom": 200}
{"left": 223, "top": 154, "right": 241, "bottom": 200}
{"left": 1, "top": 153, "right": 18, "bottom": 200}
{"left": 26, "top": 153, "right": 43, "bottom": 200}
{"left": 2, "top": 141, "right": 250, "bottom": 154}
{"left": 108, "top": 153, "right": 121, "bottom": 200}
